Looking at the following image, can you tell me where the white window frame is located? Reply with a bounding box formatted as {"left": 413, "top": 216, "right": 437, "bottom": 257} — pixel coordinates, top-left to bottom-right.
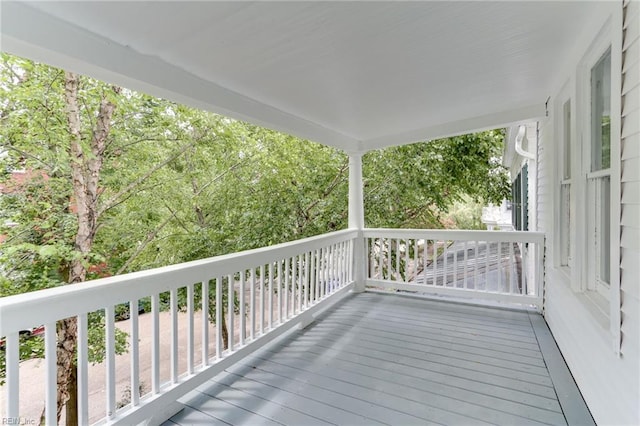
{"left": 587, "top": 48, "right": 612, "bottom": 302}
{"left": 575, "top": 13, "right": 622, "bottom": 349}
{"left": 554, "top": 82, "right": 573, "bottom": 275}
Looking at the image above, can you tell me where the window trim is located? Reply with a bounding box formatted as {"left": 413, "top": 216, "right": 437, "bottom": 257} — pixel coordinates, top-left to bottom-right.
{"left": 554, "top": 82, "right": 574, "bottom": 277}
{"left": 574, "top": 12, "right": 622, "bottom": 353}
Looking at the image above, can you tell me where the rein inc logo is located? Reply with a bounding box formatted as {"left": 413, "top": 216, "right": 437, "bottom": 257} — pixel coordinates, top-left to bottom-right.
{"left": 1, "top": 419, "right": 36, "bottom": 425}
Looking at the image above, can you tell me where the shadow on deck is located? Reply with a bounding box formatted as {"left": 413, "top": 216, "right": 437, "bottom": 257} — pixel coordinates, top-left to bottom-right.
{"left": 164, "top": 292, "right": 594, "bottom": 426}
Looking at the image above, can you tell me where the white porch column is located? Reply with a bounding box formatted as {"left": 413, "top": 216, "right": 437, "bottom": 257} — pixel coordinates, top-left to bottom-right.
{"left": 348, "top": 152, "right": 366, "bottom": 292}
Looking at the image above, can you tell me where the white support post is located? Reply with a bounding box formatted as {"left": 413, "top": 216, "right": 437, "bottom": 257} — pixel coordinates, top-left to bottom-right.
{"left": 348, "top": 152, "right": 366, "bottom": 292}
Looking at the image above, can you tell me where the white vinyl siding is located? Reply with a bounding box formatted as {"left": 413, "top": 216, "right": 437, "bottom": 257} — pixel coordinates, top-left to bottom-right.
{"left": 543, "top": 2, "right": 639, "bottom": 424}
{"left": 620, "top": 0, "right": 640, "bottom": 367}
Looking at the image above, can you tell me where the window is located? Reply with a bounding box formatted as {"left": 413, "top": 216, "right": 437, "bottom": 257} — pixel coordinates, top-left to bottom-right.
{"left": 560, "top": 100, "right": 572, "bottom": 267}
{"left": 511, "top": 164, "right": 528, "bottom": 231}
{"left": 586, "top": 47, "right": 612, "bottom": 299}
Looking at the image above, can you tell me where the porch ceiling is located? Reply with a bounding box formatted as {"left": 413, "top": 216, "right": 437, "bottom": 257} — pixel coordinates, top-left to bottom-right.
{"left": 1, "top": 1, "right": 600, "bottom": 151}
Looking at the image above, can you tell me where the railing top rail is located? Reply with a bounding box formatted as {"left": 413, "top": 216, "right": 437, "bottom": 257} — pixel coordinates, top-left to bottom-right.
{"left": 363, "top": 228, "right": 545, "bottom": 244}
{"left": 0, "top": 229, "right": 357, "bottom": 335}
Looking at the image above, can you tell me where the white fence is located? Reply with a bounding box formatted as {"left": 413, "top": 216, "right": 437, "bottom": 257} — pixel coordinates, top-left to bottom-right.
{"left": 364, "top": 229, "right": 545, "bottom": 309}
{"left": 0, "top": 230, "right": 356, "bottom": 425}
{"left": 0, "top": 228, "right": 545, "bottom": 425}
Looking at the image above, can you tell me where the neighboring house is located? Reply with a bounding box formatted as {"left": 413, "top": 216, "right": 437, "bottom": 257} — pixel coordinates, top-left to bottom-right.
{"left": 0, "top": 2, "right": 638, "bottom": 425}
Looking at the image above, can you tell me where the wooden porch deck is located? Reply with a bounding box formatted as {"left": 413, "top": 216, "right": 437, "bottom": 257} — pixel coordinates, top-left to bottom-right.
{"left": 164, "top": 292, "right": 593, "bottom": 426}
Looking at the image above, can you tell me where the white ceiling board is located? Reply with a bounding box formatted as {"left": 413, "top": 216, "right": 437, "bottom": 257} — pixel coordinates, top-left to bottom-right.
{"left": 1, "top": 1, "right": 601, "bottom": 151}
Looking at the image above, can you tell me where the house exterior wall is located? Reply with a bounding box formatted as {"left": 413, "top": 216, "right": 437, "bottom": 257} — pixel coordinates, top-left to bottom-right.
{"left": 541, "top": 1, "right": 640, "bottom": 424}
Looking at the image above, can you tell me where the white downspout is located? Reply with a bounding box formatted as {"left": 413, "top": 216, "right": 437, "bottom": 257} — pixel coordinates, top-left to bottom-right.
{"left": 515, "top": 125, "right": 536, "bottom": 160}
{"left": 348, "top": 152, "right": 366, "bottom": 292}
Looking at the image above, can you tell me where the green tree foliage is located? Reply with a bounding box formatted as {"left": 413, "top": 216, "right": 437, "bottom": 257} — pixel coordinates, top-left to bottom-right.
{"left": 0, "top": 52, "right": 509, "bottom": 416}
{"left": 364, "top": 131, "right": 509, "bottom": 228}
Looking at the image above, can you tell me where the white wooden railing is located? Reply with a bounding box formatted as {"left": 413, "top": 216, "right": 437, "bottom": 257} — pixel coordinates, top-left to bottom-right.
{"left": 364, "top": 229, "right": 545, "bottom": 309}
{"left": 0, "top": 229, "right": 356, "bottom": 425}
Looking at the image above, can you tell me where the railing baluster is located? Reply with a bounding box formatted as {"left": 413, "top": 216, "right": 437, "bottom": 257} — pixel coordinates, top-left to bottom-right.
{"left": 78, "top": 313, "right": 90, "bottom": 421}
{"left": 260, "top": 265, "right": 265, "bottom": 333}
{"left": 332, "top": 244, "right": 338, "bottom": 291}
{"left": 320, "top": 247, "right": 325, "bottom": 297}
{"left": 284, "top": 257, "right": 290, "bottom": 319}
{"left": 379, "top": 238, "right": 384, "bottom": 279}
{"left": 319, "top": 248, "right": 323, "bottom": 299}
{"left": 277, "top": 259, "right": 283, "bottom": 324}
{"left": 216, "top": 277, "right": 222, "bottom": 359}
{"left": 404, "top": 239, "right": 409, "bottom": 282}
{"left": 330, "top": 244, "right": 335, "bottom": 293}
{"left": 422, "top": 239, "right": 428, "bottom": 286}
{"left": 414, "top": 239, "right": 418, "bottom": 282}
{"left": 267, "top": 264, "right": 273, "bottom": 329}
{"left": 337, "top": 242, "right": 342, "bottom": 287}
{"left": 45, "top": 322, "right": 56, "bottom": 425}
{"left": 105, "top": 306, "right": 116, "bottom": 418}
{"left": 292, "top": 255, "right": 298, "bottom": 314}
{"left": 349, "top": 239, "right": 354, "bottom": 283}
{"left": 227, "top": 274, "right": 234, "bottom": 351}
{"left": 394, "top": 239, "right": 399, "bottom": 281}
{"left": 485, "top": 241, "right": 490, "bottom": 291}
{"left": 299, "top": 253, "right": 304, "bottom": 310}
{"left": 202, "top": 280, "right": 209, "bottom": 367}
{"left": 497, "top": 242, "right": 502, "bottom": 292}
{"left": 187, "top": 283, "right": 194, "bottom": 374}
{"left": 170, "top": 289, "right": 178, "bottom": 383}
{"left": 463, "top": 241, "right": 469, "bottom": 289}
{"left": 443, "top": 240, "right": 448, "bottom": 286}
{"left": 433, "top": 240, "right": 437, "bottom": 286}
{"left": 453, "top": 239, "right": 458, "bottom": 287}
{"left": 387, "top": 238, "right": 393, "bottom": 281}
{"left": 5, "top": 332, "right": 19, "bottom": 418}
{"left": 341, "top": 242, "right": 345, "bottom": 287}
{"left": 151, "top": 293, "right": 160, "bottom": 394}
{"left": 509, "top": 242, "right": 516, "bottom": 294}
{"left": 474, "top": 240, "right": 479, "bottom": 288}
{"left": 250, "top": 268, "right": 256, "bottom": 339}
{"left": 239, "top": 272, "right": 245, "bottom": 346}
{"left": 304, "top": 252, "right": 310, "bottom": 309}
{"left": 311, "top": 250, "right": 317, "bottom": 303}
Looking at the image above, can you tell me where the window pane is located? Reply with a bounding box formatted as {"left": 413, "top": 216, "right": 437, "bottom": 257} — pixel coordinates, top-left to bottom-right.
{"left": 591, "top": 48, "right": 611, "bottom": 171}
{"left": 563, "top": 100, "right": 571, "bottom": 179}
{"left": 560, "top": 183, "right": 571, "bottom": 266}
{"left": 599, "top": 176, "right": 610, "bottom": 284}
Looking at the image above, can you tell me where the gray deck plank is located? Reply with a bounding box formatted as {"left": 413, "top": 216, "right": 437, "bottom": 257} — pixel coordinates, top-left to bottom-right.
{"left": 257, "top": 334, "right": 559, "bottom": 399}
{"left": 198, "top": 381, "right": 331, "bottom": 426}
{"left": 237, "top": 350, "right": 566, "bottom": 425}
{"left": 169, "top": 292, "right": 593, "bottom": 426}
{"left": 225, "top": 357, "right": 495, "bottom": 425}
{"left": 347, "top": 297, "right": 537, "bottom": 335}
{"left": 218, "top": 365, "right": 432, "bottom": 425}
{"left": 211, "top": 371, "right": 388, "bottom": 425}
{"left": 297, "top": 325, "right": 550, "bottom": 375}
{"left": 318, "top": 314, "right": 545, "bottom": 358}
{"left": 331, "top": 307, "right": 540, "bottom": 344}
{"left": 252, "top": 340, "right": 562, "bottom": 412}
{"left": 289, "top": 331, "right": 554, "bottom": 386}
{"left": 325, "top": 310, "right": 542, "bottom": 351}
{"left": 309, "top": 319, "right": 546, "bottom": 365}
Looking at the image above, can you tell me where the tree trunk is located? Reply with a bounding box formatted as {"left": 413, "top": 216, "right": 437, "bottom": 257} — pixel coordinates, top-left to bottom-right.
{"left": 58, "top": 71, "right": 119, "bottom": 424}
{"left": 221, "top": 316, "right": 230, "bottom": 350}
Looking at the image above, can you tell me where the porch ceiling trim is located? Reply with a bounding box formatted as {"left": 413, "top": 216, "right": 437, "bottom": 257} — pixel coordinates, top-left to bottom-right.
{"left": 363, "top": 103, "right": 546, "bottom": 151}
{"left": 0, "top": 1, "right": 359, "bottom": 151}
{"left": 1, "top": 1, "right": 596, "bottom": 153}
